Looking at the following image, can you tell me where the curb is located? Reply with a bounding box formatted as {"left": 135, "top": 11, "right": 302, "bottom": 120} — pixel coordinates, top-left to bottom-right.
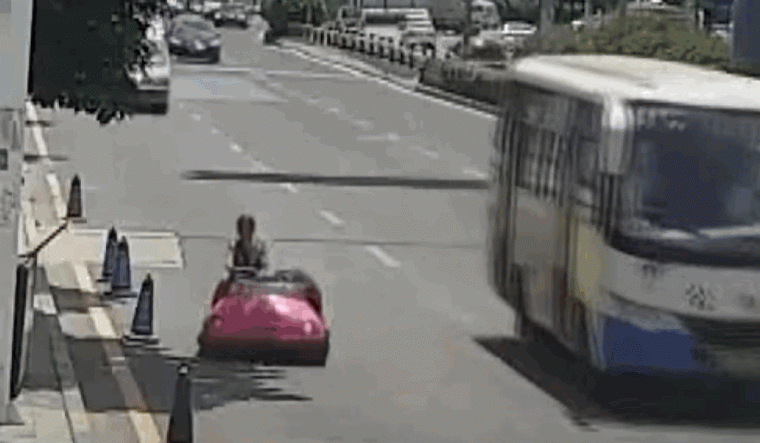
{"left": 277, "top": 39, "right": 500, "bottom": 116}
{"left": 23, "top": 104, "right": 96, "bottom": 443}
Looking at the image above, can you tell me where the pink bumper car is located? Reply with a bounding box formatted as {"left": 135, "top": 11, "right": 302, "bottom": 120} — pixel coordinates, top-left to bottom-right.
{"left": 198, "top": 268, "right": 330, "bottom": 366}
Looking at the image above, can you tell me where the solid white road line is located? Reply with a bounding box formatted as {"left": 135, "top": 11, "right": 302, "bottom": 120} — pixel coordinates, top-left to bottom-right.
{"left": 230, "top": 143, "right": 242, "bottom": 153}
{"left": 365, "top": 245, "right": 401, "bottom": 268}
{"left": 87, "top": 306, "right": 118, "bottom": 340}
{"left": 88, "top": 307, "right": 162, "bottom": 443}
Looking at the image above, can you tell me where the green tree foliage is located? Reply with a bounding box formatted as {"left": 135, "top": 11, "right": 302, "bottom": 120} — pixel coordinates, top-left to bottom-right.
{"left": 262, "top": 0, "right": 289, "bottom": 37}
{"left": 27, "top": 0, "right": 159, "bottom": 125}
{"left": 514, "top": 14, "right": 732, "bottom": 71}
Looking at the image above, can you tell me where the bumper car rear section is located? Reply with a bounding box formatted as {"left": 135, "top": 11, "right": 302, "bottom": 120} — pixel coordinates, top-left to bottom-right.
{"left": 198, "top": 329, "right": 330, "bottom": 366}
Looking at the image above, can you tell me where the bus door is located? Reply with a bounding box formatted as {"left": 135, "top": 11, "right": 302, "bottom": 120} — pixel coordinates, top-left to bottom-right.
{"left": 546, "top": 130, "right": 574, "bottom": 343}
{"left": 512, "top": 90, "right": 572, "bottom": 331}
{"left": 489, "top": 93, "right": 520, "bottom": 306}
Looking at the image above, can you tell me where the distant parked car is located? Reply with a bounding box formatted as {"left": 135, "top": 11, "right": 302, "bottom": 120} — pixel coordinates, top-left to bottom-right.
{"left": 214, "top": 2, "right": 250, "bottom": 28}
{"left": 167, "top": 14, "right": 222, "bottom": 63}
{"left": 125, "top": 39, "right": 170, "bottom": 114}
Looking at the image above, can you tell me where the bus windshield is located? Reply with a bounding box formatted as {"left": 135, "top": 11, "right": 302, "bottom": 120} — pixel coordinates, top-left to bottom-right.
{"left": 625, "top": 103, "right": 760, "bottom": 236}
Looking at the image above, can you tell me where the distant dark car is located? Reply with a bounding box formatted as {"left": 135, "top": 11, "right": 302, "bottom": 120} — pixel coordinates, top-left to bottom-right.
{"left": 166, "top": 14, "right": 222, "bottom": 63}
{"left": 214, "top": 3, "right": 250, "bottom": 28}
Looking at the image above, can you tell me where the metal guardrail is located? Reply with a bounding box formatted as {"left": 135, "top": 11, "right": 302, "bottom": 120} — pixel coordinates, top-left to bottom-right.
{"left": 301, "top": 24, "right": 437, "bottom": 70}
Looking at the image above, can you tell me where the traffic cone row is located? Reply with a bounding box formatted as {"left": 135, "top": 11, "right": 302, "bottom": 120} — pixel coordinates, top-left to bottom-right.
{"left": 88, "top": 184, "right": 195, "bottom": 442}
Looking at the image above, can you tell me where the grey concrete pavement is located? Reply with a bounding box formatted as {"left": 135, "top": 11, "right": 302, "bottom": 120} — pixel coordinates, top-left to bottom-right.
{"left": 25, "top": 23, "right": 760, "bottom": 443}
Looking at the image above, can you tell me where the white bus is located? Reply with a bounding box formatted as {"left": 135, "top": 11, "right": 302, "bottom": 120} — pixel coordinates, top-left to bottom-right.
{"left": 488, "top": 54, "right": 760, "bottom": 387}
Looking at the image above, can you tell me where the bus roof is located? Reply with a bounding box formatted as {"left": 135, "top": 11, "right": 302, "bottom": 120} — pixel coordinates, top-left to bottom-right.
{"left": 511, "top": 54, "right": 760, "bottom": 111}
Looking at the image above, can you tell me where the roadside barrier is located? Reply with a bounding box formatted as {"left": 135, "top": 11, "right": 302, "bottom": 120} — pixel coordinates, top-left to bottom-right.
{"left": 301, "top": 24, "right": 508, "bottom": 109}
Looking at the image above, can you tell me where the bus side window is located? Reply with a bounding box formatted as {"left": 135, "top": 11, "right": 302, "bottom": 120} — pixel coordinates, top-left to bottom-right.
{"left": 572, "top": 138, "right": 599, "bottom": 222}
{"left": 517, "top": 123, "right": 543, "bottom": 192}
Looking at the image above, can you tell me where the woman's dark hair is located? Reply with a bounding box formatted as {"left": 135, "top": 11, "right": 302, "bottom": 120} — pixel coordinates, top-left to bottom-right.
{"left": 236, "top": 214, "right": 256, "bottom": 238}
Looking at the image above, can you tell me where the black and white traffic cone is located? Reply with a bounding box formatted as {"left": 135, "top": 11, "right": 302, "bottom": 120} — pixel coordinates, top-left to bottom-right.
{"left": 167, "top": 363, "right": 193, "bottom": 443}
{"left": 97, "top": 227, "right": 118, "bottom": 284}
{"left": 108, "top": 237, "right": 135, "bottom": 297}
{"left": 65, "top": 174, "right": 86, "bottom": 223}
{"left": 122, "top": 274, "right": 160, "bottom": 347}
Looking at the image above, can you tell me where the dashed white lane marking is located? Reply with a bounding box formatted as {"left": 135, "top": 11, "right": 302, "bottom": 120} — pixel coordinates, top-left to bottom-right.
{"left": 318, "top": 209, "right": 345, "bottom": 228}
{"left": 326, "top": 107, "right": 340, "bottom": 114}
{"left": 410, "top": 145, "right": 439, "bottom": 159}
{"left": 230, "top": 143, "right": 242, "bottom": 153}
{"left": 286, "top": 89, "right": 300, "bottom": 97}
{"left": 248, "top": 160, "right": 298, "bottom": 193}
{"left": 350, "top": 119, "right": 374, "bottom": 130}
{"left": 281, "top": 183, "right": 298, "bottom": 193}
{"left": 190, "top": 113, "right": 201, "bottom": 121}
{"left": 211, "top": 127, "right": 220, "bottom": 135}
{"left": 462, "top": 167, "right": 488, "bottom": 179}
{"left": 365, "top": 246, "right": 401, "bottom": 268}
{"left": 356, "top": 132, "right": 399, "bottom": 142}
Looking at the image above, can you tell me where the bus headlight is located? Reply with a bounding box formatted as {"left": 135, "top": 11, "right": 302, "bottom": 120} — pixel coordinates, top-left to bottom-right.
{"left": 599, "top": 291, "right": 686, "bottom": 332}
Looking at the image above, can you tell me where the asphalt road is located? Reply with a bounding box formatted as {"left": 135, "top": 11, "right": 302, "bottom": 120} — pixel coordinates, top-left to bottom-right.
{"left": 31, "top": 19, "right": 760, "bottom": 443}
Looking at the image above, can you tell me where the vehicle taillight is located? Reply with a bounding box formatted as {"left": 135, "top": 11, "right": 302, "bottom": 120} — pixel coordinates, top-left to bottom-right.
{"left": 210, "top": 315, "right": 224, "bottom": 329}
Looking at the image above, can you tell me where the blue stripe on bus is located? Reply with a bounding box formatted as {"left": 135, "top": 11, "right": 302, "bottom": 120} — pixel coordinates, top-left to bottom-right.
{"left": 600, "top": 316, "right": 712, "bottom": 375}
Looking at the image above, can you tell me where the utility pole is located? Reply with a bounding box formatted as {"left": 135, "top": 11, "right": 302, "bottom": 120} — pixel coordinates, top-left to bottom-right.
{"left": 539, "top": 0, "right": 553, "bottom": 34}
{"left": 0, "top": 0, "right": 33, "bottom": 423}
{"left": 463, "top": 0, "right": 472, "bottom": 58}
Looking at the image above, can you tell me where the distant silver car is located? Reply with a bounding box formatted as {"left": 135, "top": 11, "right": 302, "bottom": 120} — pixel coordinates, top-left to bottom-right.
{"left": 214, "top": 3, "right": 250, "bottom": 28}
{"left": 126, "top": 39, "right": 170, "bottom": 114}
{"left": 399, "top": 22, "right": 436, "bottom": 50}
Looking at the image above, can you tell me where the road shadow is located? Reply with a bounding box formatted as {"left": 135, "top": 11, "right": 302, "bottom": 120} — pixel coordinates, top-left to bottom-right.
{"left": 46, "top": 281, "right": 311, "bottom": 415}
{"left": 21, "top": 310, "right": 67, "bottom": 392}
{"left": 475, "top": 334, "right": 760, "bottom": 429}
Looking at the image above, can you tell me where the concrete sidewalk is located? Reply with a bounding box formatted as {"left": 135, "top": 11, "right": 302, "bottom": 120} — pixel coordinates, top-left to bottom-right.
{"left": 0, "top": 271, "right": 94, "bottom": 443}
{"left": 0, "top": 119, "right": 96, "bottom": 443}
